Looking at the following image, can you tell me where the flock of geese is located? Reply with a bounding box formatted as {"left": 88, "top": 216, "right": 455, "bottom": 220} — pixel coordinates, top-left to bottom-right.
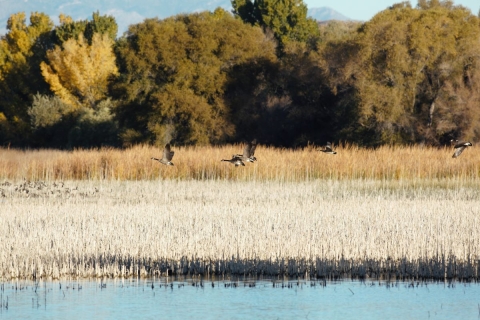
{"left": 151, "top": 139, "right": 473, "bottom": 166}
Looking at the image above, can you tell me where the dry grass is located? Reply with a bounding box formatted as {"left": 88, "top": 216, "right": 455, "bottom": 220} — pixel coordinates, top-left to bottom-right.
{"left": 0, "top": 179, "right": 479, "bottom": 280}
{"left": 0, "top": 143, "right": 479, "bottom": 181}
{"left": 1, "top": 144, "right": 478, "bottom": 280}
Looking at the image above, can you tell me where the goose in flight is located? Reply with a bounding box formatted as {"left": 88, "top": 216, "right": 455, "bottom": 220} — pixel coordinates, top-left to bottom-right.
{"left": 320, "top": 142, "right": 337, "bottom": 154}
{"left": 451, "top": 139, "right": 472, "bottom": 158}
{"left": 151, "top": 143, "right": 175, "bottom": 165}
{"left": 221, "top": 156, "right": 245, "bottom": 167}
{"left": 234, "top": 139, "right": 257, "bottom": 163}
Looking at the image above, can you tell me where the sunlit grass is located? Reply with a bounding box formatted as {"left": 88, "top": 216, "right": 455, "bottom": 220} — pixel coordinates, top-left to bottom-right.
{"left": 0, "top": 179, "right": 479, "bottom": 280}
{"left": 1, "top": 144, "right": 479, "bottom": 280}
{"left": 0, "top": 143, "right": 478, "bottom": 181}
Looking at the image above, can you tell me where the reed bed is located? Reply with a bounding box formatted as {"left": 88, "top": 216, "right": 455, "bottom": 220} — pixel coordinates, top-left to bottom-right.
{"left": 0, "top": 144, "right": 479, "bottom": 181}
{"left": 0, "top": 179, "right": 479, "bottom": 280}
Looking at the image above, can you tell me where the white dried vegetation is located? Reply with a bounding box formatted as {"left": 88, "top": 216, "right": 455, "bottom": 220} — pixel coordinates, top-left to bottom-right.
{"left": 0, "top": 179, "right": 479, "bottom": 280}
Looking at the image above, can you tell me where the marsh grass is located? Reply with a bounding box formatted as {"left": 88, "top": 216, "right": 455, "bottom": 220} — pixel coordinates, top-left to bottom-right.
{"left": 1, "top": 179, "right": 479, "bottom": 280}
{"left": 0, "top": 144, "right": 479, "bottom": 181}
{"left": 1, "top": 144, "right": 479, "bottom": 280}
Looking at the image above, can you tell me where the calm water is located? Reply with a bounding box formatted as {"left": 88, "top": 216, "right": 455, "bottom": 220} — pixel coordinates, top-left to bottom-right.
{"left": 0, "top": 278, "right": 479, "bottom": 319}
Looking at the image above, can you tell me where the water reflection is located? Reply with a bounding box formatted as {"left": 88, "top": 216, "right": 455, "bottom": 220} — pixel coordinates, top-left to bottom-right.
{"left": 1, "top": 277, "right": 479, "bottom": 319}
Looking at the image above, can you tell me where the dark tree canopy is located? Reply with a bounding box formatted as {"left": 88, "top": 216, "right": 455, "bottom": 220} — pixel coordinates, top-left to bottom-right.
{"left": 113, "top": 8, "right": 277, "bottom": 146}
{"left": 0, "top": 4, "right": 479, "bottom": 149}
{"left": 345, "top": 2, "right": 480, "bottom": 145}
{"left": 0, "top": 12, "right": 54, "bottom": 145}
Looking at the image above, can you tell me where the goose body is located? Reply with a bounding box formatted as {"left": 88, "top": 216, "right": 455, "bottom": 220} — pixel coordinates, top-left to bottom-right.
{"left": 221, "top": 157, "right": 245, "bottom": 166}
{"left": 234, "top": 139, "right": 257, "bottom": 163}
{"left": 451, "top": 139, "right": 472, "bottom": 158}
{"left": 151, "top": 143, "right": 175, "bottom": 165}
{"left": 320, "top": 142, "right": 337, "bottom": 155}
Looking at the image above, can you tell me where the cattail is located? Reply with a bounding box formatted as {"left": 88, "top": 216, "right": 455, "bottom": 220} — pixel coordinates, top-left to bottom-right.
{"left": 0, "top": 179, "right": 478, "bottom": 280}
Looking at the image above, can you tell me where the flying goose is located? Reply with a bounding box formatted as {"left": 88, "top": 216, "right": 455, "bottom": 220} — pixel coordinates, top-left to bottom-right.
{"left": 221, "top": 156, "right": 245, "bottom": 167}
{"left": 451, "top": 139, "right": 472, "bottom": 158}
{"left": 320, "top": 142, "right": 337, "bottom": 154}
{"left": 234, "top": 139, "right": 257, "bottom": 163}
{"left": 151, "top": 143, "right": 175, "bottom": 165}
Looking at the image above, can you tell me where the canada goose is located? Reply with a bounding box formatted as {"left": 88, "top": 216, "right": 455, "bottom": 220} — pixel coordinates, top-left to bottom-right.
{"left": 320, "top": 142, "right": 337, "bottom": 154}
{"left": 451, "top": 139, "right": 472, "bottom": 158}
{"left": 221, "top": 156, "right": 245, "bottom": 167}
{"left": 234, "top": 139, "right": 257, "bottom": 163}
{"left": 151, "top": 143, "right": 174, "bottom": 165}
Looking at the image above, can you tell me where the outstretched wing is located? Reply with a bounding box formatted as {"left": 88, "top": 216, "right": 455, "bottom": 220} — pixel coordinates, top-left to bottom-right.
{"left": 243, "top": 142, "right": 252, "bottom": 158}
{"left": 324, "top": 142, "right": 333, "bottom": 152}
{"left": 249, "top": 139, "right": 257, "bottom": 157}
{"left": 163, "top": 144, "right": 174, "bottom": 161}
{"left": 454, "top": 141, "right": 472, "bottom": 149}
{"left": 453, "top": 146, "right": 466, "bottom": 158}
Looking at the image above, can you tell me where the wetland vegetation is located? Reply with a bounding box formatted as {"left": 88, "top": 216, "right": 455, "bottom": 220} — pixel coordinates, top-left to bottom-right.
{"left": 0, "top": 145, "right": 479, "bottom": 281}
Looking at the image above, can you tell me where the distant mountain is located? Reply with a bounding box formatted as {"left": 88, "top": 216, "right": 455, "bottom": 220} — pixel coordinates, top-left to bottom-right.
{"left": 308, "top": 7, "right": 351, "bottom": 21}
{"left": 0, "top": 1, "right": 349, "bottom": 36}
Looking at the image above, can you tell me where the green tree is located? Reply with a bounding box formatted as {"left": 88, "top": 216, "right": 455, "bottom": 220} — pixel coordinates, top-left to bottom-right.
{"left": 53, "top": 14, "right": 87, "bottom": 44}
{"left": 84, "top": 11, "right": 118, "bottom": 44}
{"left": 232, "top": 0, "right": 319, "bottom": 53}
{"left": 27, "top": 94, "right": 76, "bottom": 147}
{"left": 28, "top": 94, "right": 118, "bottom": 148}
{"left": 28, "top": 93, "right": 74, "bottom": 129}
{"left": 67, "top": 99, "right": 119, "bottom": 148}
{"left": 54, "top": 12, "right": 117, "bottom": 45}
{"left": 113, "top": 8, "right": 276, "bottom": 146}
{"left": 224, "top": 18, "right": 365, "bottom": 147}
{"left": 349, "top": 3, "right": 480, "bottom": 145}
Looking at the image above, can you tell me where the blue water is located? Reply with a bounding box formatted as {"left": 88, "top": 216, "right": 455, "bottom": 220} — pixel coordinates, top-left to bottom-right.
{"left": 0, "top": 278, "right": 479, "bottom": 319}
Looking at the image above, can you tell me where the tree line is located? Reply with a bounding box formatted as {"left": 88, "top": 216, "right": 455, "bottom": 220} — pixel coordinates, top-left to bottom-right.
{"left": 0, "top": 0, "right": 479, "bottom": 149}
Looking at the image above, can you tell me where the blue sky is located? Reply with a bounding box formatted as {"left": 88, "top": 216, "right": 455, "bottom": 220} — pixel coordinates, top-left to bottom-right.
{"left": 304, "top": 0, "right": 479, "bottom": 20}
{"left": 0, "top": 0, "right": 479, "bottom": 36}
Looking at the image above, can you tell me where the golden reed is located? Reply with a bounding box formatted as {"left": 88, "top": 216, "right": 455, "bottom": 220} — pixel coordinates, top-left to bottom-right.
{"left": 0, "top": 143, "right": 478, "bottom": 181}
{"left": 1, "top": 144, "right": 478, "bottom": 280}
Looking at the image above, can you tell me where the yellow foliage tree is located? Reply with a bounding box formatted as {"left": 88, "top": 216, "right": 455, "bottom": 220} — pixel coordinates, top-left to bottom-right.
{"left": 0, "top": 12, "right": 54, "bottom": 145}
{"left": 40, "top": 33, "right": 118, "bottom": 108}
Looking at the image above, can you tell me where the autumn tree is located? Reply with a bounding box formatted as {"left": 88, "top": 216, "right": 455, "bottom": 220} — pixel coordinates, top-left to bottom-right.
{"left": 41, "top": 33, "right": 118, "bottom": 108}
{"left": 349, "top": 2, "right": 480, "bottom": 145}
{"left": 113, "top": 8, "right": 277, "bottom": 146}
{"left": 317, "top": 20, "right": 361, "bottom": 45}
{"left": 0, "top": 12, "right": 54, "bottom": 146}
{"left": 36, "top": 31, "right": 119, "bottom": 148}
{"left": 417, "top": 0, "right": 454, "bottom": 10}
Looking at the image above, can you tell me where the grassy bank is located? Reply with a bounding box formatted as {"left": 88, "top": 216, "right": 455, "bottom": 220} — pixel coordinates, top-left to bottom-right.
{"left": 0, "top": 144, "right": 479, "bottom": 181}
{"left": 0, "top": 179, "right": 479, "bottom": 280}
